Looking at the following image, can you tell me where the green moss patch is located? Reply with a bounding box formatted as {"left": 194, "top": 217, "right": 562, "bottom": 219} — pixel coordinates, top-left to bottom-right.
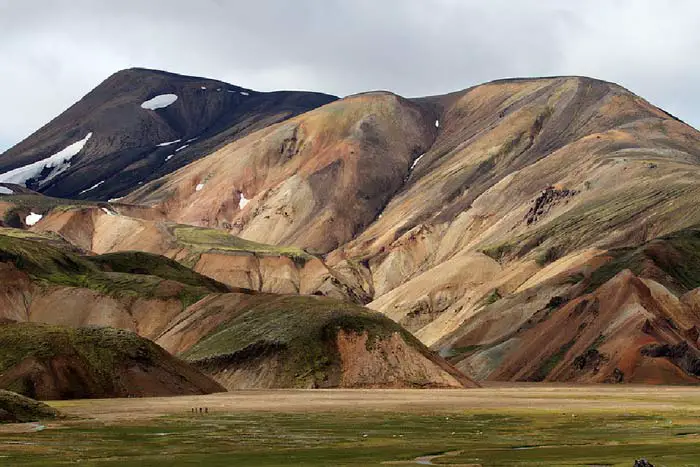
{"left": 0, "top": 389, "right": 60, "bottom": 423}
{"left": 0, "top": 233, "right": 217, "bottom": 306}
{"left": 182, "top": 295, "right": 423, "bottom": 387}
{"left": 585, "top": 228, "right": 700, "bottom": 294}
{"left": 171, "top": 225, "right": 313, "bottom": 267}
{"left": 88, "top": 251, "right": 230, "bottom": 293}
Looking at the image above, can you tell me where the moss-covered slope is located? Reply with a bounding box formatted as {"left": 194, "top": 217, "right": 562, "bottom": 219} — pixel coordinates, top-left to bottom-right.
{"left": 0, "top": 389, "right": 60, "bottom": 423}
{"left": 0, "top": 232, "right": 227, "bottom": 308}
{"left": 88, "top": 250, "right": 232, "bottom": 293}
{"left": 175, "top": 295, "right": 476, "bottom": 389}
{"left": 0, "top": 322, "right": 224, "bottom": 400}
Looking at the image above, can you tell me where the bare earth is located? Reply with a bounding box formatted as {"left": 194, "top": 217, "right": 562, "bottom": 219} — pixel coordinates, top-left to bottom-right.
{"left": 48, "top": 383, "right": 700, "bottom": 423}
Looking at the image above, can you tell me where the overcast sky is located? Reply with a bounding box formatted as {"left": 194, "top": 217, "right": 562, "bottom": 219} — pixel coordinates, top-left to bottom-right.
{"left": 1, "top": 0, "right": 699, "bottom": 152}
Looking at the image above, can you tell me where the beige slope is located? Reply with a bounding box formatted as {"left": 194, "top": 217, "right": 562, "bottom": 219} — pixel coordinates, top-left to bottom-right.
{"left": 125, "top": 92, "right": 436, "bottom": 253}
{"left": 30, "top": 207, "right": 367, "bottom": 301}
{"left": 0, "top": 233, "right": 474, "bottom": 391}
{"left": 121, "top": 77, "right": 700, "bottom": 347}
{"left": 22, "top": 75, "right": 700, "bottom": 385}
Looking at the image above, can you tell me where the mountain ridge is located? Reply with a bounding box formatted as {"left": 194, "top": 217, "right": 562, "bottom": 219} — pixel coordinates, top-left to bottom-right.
{"left": 5, "top": 69, "right": 700, "bottom": 386}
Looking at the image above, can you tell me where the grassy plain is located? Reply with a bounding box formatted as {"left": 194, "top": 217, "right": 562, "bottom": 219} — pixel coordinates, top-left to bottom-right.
{"left": 2, "top": 385, "right": 700, "bottom": 466}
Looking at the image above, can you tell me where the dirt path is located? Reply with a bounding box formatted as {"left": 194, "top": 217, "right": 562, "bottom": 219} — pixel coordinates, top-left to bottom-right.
{"left": 48, "top": 384, "right": 700, "bottom": 423}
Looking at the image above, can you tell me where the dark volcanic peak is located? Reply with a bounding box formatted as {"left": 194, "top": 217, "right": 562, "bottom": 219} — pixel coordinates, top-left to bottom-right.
{"left": 0, "top": 68, "right": 337, "bottom": 201}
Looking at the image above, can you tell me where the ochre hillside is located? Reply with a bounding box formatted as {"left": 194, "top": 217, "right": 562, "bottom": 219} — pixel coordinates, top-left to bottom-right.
{"left": 118, "top": 76, "right": 700, "bottom": 384}
{"left": 0, "top": 231, "right": 473, "bottom": 390}
{"left": 6, "top": 71, "right": 700, "bottom": 386}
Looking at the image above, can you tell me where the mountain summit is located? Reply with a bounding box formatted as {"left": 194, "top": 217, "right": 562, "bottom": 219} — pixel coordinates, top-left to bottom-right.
{"left": 0, "top": 68, "right": 336, "bottom": 200}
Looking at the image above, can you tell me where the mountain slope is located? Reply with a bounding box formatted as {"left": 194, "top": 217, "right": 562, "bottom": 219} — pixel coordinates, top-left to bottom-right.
{"left": 125, "top": 91, "right": 435, "bottom": 253}
{"left": 445, "top": 229, "right": 700, "bottom": 384}
{"left": 120, "top": 75, "right": 700, "bottom": 384}
{"left": 26, "top": 205, "right": 369, "bottom": 301}
{"left": 0, "top": 229, "right": 474, "bottom": 390}
{"left": 164, "top": 294, "right": 475, "bottom": 389}
{"left": 0, "top": 322, "right": 225, "bottom": 400}
{"left": 0, "top": 68, "right": 336, "bottom": 201}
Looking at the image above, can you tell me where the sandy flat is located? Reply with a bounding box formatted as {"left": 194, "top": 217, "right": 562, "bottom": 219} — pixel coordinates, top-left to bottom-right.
{"left": 48, "top": 383, "right": 700, "bottom": 423}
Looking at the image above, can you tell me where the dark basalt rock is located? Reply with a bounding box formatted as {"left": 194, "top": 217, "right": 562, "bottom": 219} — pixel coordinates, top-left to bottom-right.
{"left": 641, "top": 341, "right": 700, "bottom": 376}
{"left": 525, "top": 185, "right": 579, "bottom": 225}
{"left": 633, "top": 459, "right": 654, "bottom": 467}
{"left": 0, "top": 68, "right": 337, "bottom": 201}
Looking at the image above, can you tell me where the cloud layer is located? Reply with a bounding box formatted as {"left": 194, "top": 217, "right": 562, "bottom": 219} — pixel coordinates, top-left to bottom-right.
{"left": 1, "top": 0, "right": 698, "bottom": 151}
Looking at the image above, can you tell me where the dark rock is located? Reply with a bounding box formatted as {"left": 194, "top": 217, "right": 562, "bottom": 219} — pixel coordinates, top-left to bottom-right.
{"left": 633, "top": 459, "right": 654, "bottom": 467}
{"left": 641, "top": 341, "right": 700, "bottom": 376}
{"left": 0, "top": 68, "right": 337, "bottom": 201}
{"left": 525, "top": 186, "right": 579, "bottom": 225}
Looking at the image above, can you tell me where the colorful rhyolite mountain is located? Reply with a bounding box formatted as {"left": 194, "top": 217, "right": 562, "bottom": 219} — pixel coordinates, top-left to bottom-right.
{"left": 3, "top": 71, "right": 700, "bottom": 386}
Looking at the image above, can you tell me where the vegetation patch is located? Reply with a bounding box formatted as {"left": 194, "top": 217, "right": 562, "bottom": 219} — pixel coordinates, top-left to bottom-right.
{"left": 88, "top": 251, "right": 230, "bottom": 293}
{"left": 171, "top": 225, "right": 314, "bottom": 267}
{"left": 0, "top": 194, "right": 97, "bottom": 214}
{"left": 182, "top": 295, "right": 426, "bottom": 387}
{"left": 531, "top": 339, "right": 576, "bottom": 382}
{"left": 4, "top": 408, "right": 700, "bottom": 465}
{"left": 0, "top": 233, "right": 217, "bottom": 306}
{"left": 481, "top": 242, "right": 514, "bottom": 263}
{"left": 585, "top": 228, "right": 700, "bottom": 294}
{"left": 0, "top": 389, "right": 60, "bottom": 423}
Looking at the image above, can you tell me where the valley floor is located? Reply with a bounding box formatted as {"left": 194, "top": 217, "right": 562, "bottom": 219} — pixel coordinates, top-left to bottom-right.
{"left": 3, "top": 385, "right": 700, "bottom": 466}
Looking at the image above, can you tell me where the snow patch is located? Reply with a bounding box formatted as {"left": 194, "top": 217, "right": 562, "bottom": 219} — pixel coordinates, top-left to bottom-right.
{"left": 195, "top": 183, "right": 205, "bottom": 192}
{"left": 25, "top": 212, "right": 43, "bottom": 226}
{"left": 175, "top": 145, "right": 189, "bottom": 152}
{"left": 200, "top": 86, "right": 207, "bottom": 90}
{"left": 165, "top": 154, "right": 174, "bottom": 161}
{"left": 79, "top": 180, "right": 105, "bottom": 194}
{"left": 239, "top": 192, "right": 249, "bottom": 209}
{"left": 108, "top": 196, "right": 124, "bottom": 203}
{"left": 240, "top": 91, "right": 249, "bottom": 96}
{"left": 101, "top": 207, "right": 116, "bottom": 216}
{"left": 435, "top": 120, "right": 440, "bottom": 128}
{"left": 410, "top": 153, "right": 425, "bottom": 170}
{"left": 156, "top": 139, "right": 181, "bottom": 147}
{"left": 0, "top": 187, "right": 13, "bottom": 195}
{"left": 0, "top": 132, "right": 92, "bottom": 186}
{"left": 186, "top": 137, "right": 198, "bottom": 143}
{"left": 216, "top": 88, "right": 222, "bottom": 92}
{"left": 141, "top": 94, "right": 178, "bottom": 110}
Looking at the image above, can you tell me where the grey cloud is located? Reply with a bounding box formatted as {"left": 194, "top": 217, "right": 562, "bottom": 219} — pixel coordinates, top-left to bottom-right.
{"left": 1, "top": 0, "right": 699, "bottom": 151}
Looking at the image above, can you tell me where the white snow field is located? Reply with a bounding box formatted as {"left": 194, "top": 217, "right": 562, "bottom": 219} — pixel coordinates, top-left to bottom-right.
{"left": 141, "top": 94, "right": 178, "bottom": 110}
{"left": 0, "top": 132, "right": 92, "bottom": 186}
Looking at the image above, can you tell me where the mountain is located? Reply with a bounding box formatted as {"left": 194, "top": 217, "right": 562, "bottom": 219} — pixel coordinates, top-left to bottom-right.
{"left": 7, "top": 70, "right": 700, "bottom": 385}
{"left": 0, "top": 230, "right": 473, "bottom": 390}
{"left": 118, "top": 75, "right": 700, "bottom": 384}
{"left": 0, "top": 68, "right": 336, "bottom": 201}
